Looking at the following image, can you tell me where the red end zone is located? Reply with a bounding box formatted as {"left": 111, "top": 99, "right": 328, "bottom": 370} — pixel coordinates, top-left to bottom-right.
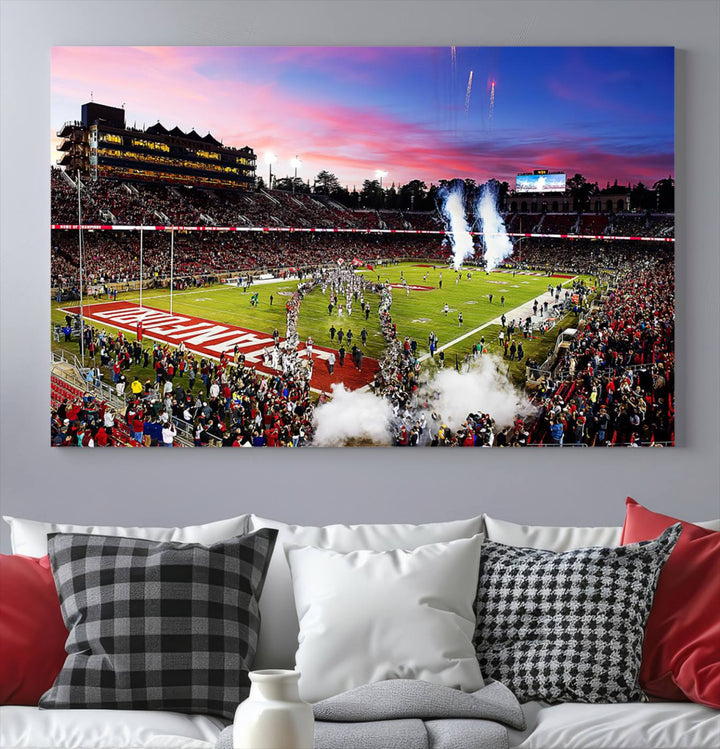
{"left": 62, "top": 302, "right": 377, "bottom": 392}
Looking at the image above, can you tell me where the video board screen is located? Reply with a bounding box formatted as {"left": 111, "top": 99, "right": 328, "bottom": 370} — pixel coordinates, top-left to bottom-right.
{"left": 516, "top": 172, "right": 566, "bottom": 193}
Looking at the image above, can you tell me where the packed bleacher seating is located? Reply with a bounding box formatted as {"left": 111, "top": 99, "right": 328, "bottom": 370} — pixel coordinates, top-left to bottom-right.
{"left": 51, "top": 229, "right": 453, "bottom": 290}
{"left": 578, "top": 214, "right": 610, "bottom": 234}
{"left": 350, "top": 210, "right": 381, "bottom": 229}
{"left": 525, "top": 249, "right": 674, "bottom": 446}
{"left": 404, "top": 211, "right": 443, "bottom": 231}
{"left": 510, "top": 238, "right": 666, "bottom": 275}
{"left": 647, "top": 214, "right": 674, "bottom": 237}
{"left": 51, "top": 169, "right": 674, "bottom": 242}
{"left": 378, "top": 210, "right": 407, "bottom": 230}
{"left": 541, "top": 214, "right": 578, "bottom": 234}
{"left": 53, "top": 326, "right": 315, "bottom": 448}
{"left": 51, "top": 374, "right": 144, "bottom": 447}
{"left": 506, "top": 214, "right": 543, "bottom": 232}
{"left": 609, "top": 213, "right": 647, "bottom": 235}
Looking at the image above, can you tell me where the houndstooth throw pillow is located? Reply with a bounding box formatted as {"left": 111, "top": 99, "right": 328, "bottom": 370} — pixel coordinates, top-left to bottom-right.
{"left": 39, "top": 529, "right": 277, "bottom": 719}
{"left": 474, "top": 523, "right": 682, "bottom": 704}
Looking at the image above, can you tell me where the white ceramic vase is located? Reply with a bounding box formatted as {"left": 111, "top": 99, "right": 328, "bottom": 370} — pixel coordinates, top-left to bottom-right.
{"left": 233, "top": 670, "right": 314, "bottom": 749}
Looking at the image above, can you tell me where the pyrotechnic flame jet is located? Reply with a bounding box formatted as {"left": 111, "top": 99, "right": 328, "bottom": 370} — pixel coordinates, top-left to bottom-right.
{"left": 476, "top": 181, "right": 513, "bottom": 272}
{"left": 439, "top": 182, "right": 475, "bottom": 270}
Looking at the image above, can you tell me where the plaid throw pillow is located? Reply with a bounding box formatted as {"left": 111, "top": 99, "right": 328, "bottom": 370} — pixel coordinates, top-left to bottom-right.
{"left": 39, "top": 529, "right": 277, "bottom": 719}
{"left": 474, "top": 524, "right": 681, "bottom": 704}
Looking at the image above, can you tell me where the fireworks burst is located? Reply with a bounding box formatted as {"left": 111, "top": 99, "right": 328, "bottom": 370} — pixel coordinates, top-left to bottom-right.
{"left": 465, "top": 70, "right": 474, "bottom": 113}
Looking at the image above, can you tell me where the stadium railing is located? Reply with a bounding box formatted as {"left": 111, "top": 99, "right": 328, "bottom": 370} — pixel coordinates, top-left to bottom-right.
{"left": 51, "top": 350, "right": 194, "bottom": 447}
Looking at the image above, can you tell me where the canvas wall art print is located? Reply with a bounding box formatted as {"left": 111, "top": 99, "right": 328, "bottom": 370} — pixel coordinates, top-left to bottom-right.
{"left": 50, "top": 46, "right": 675, "bottom": 448}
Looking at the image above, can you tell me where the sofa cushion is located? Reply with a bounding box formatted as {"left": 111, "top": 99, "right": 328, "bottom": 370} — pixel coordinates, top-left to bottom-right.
{"left": 622, "top": 498, "right": 720, "bottom": 707}
{"left": 0, "top": 705, "right": 226, "bottom": 749}
{"left": 286, "top": 535, "right": 485, "bottom": 703}
{"left": 0, "top": 555, "right": 68, "bottom": 705}
{"left": 3, "top": 700, "right": 718, "bottom": 749}
{"left": 248, "top": 514, "right": 484, "bottom": 669}
{"left": 2, "top": 514, "right": 251, "bottom": 557}
{"left": 482, "top": 513, "right": 720, "bottom": 551}
{"left": 508, "top": 700, "right": 720, "bottom": 749}
{"left": 39, "top": 530, "right": 277, "bottom": 720}
{"left": 474, "top": 524, "right": 681, "bottom": 704}
{"left": 482, "top": 515, "right": 623, "bottom": 551}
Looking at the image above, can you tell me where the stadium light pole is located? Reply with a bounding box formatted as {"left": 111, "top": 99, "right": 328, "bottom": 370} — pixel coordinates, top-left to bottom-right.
{"left": 264, "top": 151, "right": 277, "bottom": 190}
{"left": 170, "top": 227, "right": 174, "bottom": 314}
{"left": 139, "top": 227, "right": 143, "bottom": 309}
{"left": 76, "top": 170, "right": 85, "bottom": 367}
{"left": 375, "top": 169, "right": 388, "bottom": 208}
{"left": 291, "top": 156, "right": 302, "bottom": 194}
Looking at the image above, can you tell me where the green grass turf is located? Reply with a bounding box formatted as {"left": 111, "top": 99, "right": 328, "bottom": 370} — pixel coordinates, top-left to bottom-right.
{"left": 51, "top": 262, "right": 592, "bottom": 387}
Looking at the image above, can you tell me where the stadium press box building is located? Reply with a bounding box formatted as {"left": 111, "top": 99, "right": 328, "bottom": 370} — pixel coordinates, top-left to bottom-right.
{"left": 57, "top": 102, "right": 256, "bottom": 190}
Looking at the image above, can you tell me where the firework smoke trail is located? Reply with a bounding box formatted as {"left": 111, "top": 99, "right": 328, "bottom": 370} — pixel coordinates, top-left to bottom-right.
{"left": 450, "top": 46, "right": 456, "bottom": 74}
{"left": 476, "top": 182, "right": 513, "bottom": 271}
{"left": 465, "top": 70, "right": 474, "bottom": 113}
{"left": 489, "top": 80, "right": 496, "bottom": 123}
{"left": 439, "top": 182, "right": 475, "bottom": 270}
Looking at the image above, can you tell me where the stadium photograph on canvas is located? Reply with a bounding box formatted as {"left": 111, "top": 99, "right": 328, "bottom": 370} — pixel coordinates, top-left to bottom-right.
{"left": 50, "top": 46, "right": 675, "bottom": 448}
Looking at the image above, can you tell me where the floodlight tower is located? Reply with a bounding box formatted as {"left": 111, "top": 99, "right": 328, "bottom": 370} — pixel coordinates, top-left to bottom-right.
{"left": 291, "top": 156, "right": 302, "bottom": 193}
{"left": 264, "top": 151, "right": 277, "bottom": 189}
{"left": 375, "top": 170, "right": 389, "bottom": 207}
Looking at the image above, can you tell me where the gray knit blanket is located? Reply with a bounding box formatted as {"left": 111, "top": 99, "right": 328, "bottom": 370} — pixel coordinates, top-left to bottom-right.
{"left": 216, "top": 679, "right": 525, "bottom": 749}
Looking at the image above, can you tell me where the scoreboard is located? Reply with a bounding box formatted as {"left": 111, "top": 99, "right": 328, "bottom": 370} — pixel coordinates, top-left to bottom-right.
{"left": 516, "top": 170, "right": 566, "bottom": 193}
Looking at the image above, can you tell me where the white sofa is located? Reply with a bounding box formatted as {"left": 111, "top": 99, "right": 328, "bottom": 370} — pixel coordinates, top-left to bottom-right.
{"left": 1, "top": 512, "right": 719, "bottom": 749}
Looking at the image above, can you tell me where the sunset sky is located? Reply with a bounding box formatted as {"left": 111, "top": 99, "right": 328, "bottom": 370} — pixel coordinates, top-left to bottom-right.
{"left": 51, "top": 46, "right": 674, "bottom": 189}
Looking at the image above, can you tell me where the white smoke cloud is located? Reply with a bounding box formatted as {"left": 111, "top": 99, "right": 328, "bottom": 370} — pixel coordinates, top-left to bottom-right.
{"left": 312, "top": 384, "right": 394, "bottom": 447}
{"left": 311, "top": 357, "right": 535, "bottom": 446}
{"left": 439, "top": 184, "right": 475, "bottom": 270}
{"left": 477, "top": 182, "right": 513, "bottom": 271}
{"left": 420, "top": 355, "right": 534, "bottom": 430}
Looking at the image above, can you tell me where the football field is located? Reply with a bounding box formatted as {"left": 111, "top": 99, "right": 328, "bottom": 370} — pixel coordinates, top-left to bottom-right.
{"left": 52, "top": 262, "right": 587, "bottom": 389}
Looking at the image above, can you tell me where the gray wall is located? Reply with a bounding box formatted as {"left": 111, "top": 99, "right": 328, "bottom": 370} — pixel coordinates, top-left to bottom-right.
{"left": 1, "top": 0, "right": 719, "bottom": 553}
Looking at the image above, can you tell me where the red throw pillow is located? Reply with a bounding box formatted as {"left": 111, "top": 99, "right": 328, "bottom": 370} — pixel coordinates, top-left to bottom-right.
{"left": 621, "top": 497, "right": 720, "bottom": 707}
{"left": 0, "top": 554, "right": 68, "bottom": 704}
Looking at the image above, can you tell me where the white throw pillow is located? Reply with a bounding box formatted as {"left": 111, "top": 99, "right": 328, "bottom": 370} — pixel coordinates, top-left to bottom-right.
{"left": 482, "top": 515, "right": 622, "bottom": 551}
{"left": 482, "top": 514, "right": 720, "bottom": 552}
{"left": 286, "top": 535, "right": 485, "bottom": 703}
{"left": 249, "top": 514, "right": 484, "bottom": 670}
{"left": 2, "top": 514, "right": 251, "bottom": 557}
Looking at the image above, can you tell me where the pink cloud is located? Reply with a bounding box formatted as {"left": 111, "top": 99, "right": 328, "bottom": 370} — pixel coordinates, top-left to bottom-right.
{"left": 51, "top": 47, "right": 672, "bottom": 188}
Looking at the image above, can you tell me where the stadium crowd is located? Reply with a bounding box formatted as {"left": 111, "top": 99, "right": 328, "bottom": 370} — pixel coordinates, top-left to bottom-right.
{"left": 51, "top": 230, "right": 448, "bottom": 291}
{"left": 52, "top": 322, "right": 315, "bottom": 447}
{"left": 51, "top": 169, "right": 444, "bottom": 232}
{"left": 510, "top": 239, "right": 668, "bottom": 275}
{"left": 527, "top": 250, "right": 674, "bottom": 446}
